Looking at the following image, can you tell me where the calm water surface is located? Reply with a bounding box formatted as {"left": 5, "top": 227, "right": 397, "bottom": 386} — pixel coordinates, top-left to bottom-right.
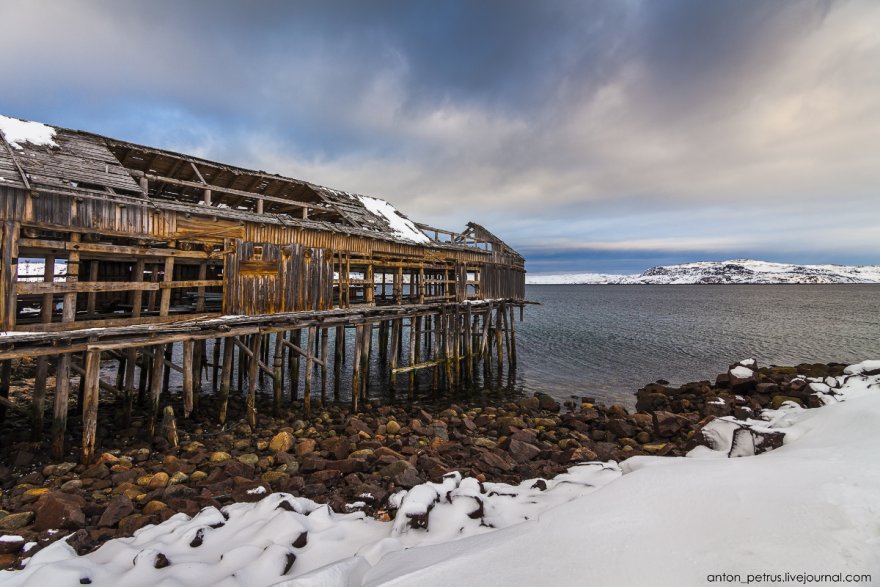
{"left": 515, "top": 285, "right": 880, "bottom": 407}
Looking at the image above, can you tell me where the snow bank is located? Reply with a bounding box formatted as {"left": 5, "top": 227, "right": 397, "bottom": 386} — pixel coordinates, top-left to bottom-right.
{"left": 356, "top": 195, "right": 430, "bottom": 244}
{"left": 3, "top": 363, "right": 877, "bottom": 586}
{"left": 0, "top": 115, "right": 58, "bottom": 150}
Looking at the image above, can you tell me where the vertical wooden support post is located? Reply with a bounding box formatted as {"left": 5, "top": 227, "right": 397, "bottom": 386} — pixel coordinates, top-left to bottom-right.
{"left": 212, "top": 337, "right": 221, "bottom": 393}
{"left": 408, "top": 316, "right": 417, "bottom": 399}
{"left": 320, "top": 327, "right": 329, "bottom": 407}
{"left": 273, "top": 332, "right": 284, "bottom": 416}
{"left": 501, "top": 302, "right": 512, "bottom": 366}
{"left": 0, "top": 360, "right": 9, "bottom": 424}
{"left": 495, "top": 304, "right": 504, "bottom": 371}
{"left": 303, "top": 327, "right": 315, "bottom": 417}
{"left": 465, "top": 305, "right": 474, "bottom": 384}
{"left": 453, "top": 309, "right": 461, "bottom": 386}
{"left": 389, "top": 318, "right": 401, "bottom": 390}
{"left": 147, "top": 263, "right": 159, "bottom": 311}
{"left": 289, "top": 329, "right": 301, "bottom": 401}
{"left": 395, "top": 266, "right": 403, "bottom": 304}
{"left": 247, "top": 333, "right": 261, "bottom": 427}
{"left": 159, "top": 257, "right": 174, "bottom": 317}
{"left": 124, "top": 259, "right": 145, "bottom": 424}
{"left": 365, "top": 264, "right": 374, "bottom": 304}
{"left": 32, "top": 254, "right": 55, "bottom": 439}
{"left": 148, "top": 343, "right": 166, "bottom": 437}
{"left": 334, "top": 326, "right": 344, "bottom": 400}
{"left": 218, "top": 336, "right": 234, "bottom": 425}
{"left": 1, "top": 221, "right": 20, "bottom": 332}
{"left": 86, "top": 260, "right": 99, "bottom": 316}
{"left": 414, "top": 316, "right": 422, "bottom": 363}
{"left": 51, "top": 232, "right": 79, "bottom": 456}
{"left": 418, "top": 267, "right": 425, "bottom": 304}
{"left": 81, "top": 348, "right": 101, "bottom": 465}
{"left": 443, "top": 311, "right": 454, "bottom": 391}
{"left": 508, "top": 304, "right": 518, "bottom": 367}
{"left": 256, "top": 198, "right": 264, "bottom": 214}
{"left": 378, "top": 320, "right": 388, "bottom": 362}
{"left": 162, "top": 343, "right": 173, "bottom": 394}
{"left": 432, "top": 313, "right": 441, "bottom": 393}
{"left": 182, "top": 339, "right": 194, "bottom": 417}
{"left": 351, "top": 324, "right": 363, "bottom": 412}
{"left": 193, "top": 261, "right": 208, "bottom": 409}
{"left": 360, "top": 322, "right": 372, "bottom": 399}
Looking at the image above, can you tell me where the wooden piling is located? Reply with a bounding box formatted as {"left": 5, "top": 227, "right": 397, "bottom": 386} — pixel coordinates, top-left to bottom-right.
{"left": 182, "top": 339, "right": 194, "bottom": 417}
{"left": 303, "top": 326, "right": 315, "bottom": 417}
{"left": 148, "top": 343, "right": 166, "bottom": 437}
{"left": 334, "top": 325, "right": 344, "bottom": 400}
{"left": 81, "top": 348, "right": 101, "bottom": 464}
{"left": 351, "top": 324, "right": 363, "bottom": 412}
{"left": 273, "top": 332, "right": 284, "bottom": 415}
{"left": 246, "top": 333, "right": 261, "bottom": 427}
{"left": 218, "top": 337, "right": 234, "bottom": 425}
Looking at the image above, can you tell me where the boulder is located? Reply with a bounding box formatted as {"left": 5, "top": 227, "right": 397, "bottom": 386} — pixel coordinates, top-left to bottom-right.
{"left": 34, "top": 492, "right": 86, "bottom": 531}
{"left": 507, "top": 438, "right": 541, "bottom": 463}
{"left": 97, "top": 495, "right": 134, "bottom": 528}
{"left": 269, "top": 432, "right": 295, "bottom": 453}
{"left": 652, "top": 411, "right": 691, "bottom": 438}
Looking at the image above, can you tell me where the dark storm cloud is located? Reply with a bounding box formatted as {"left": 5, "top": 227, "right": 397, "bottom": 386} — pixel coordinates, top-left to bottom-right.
{"left": 0, "top": 0, "right": 877, "bottom": 273}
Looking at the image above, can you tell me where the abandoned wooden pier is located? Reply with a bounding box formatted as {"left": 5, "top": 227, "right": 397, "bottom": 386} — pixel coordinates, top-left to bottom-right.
{"left": 0, "top": 114, "right": 526, "bottom": 464}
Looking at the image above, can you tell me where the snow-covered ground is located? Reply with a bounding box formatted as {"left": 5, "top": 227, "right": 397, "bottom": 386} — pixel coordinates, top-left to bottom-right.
{"left": 527, "top": 259, "right": 880, "bottom": 284}
{"left": 3, "top": 361, "right": 878, "bottom": 586}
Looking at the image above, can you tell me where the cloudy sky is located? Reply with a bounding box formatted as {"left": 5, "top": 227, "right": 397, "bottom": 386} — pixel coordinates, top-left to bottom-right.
{"left": 1, "top": 0, "right": 878, "bottom": 273}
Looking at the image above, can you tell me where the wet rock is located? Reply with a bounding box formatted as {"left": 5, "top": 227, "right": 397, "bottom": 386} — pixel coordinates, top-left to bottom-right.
{"left": 385, "top": 420, "right": 401, "bottom": 435}
{"left": 209, "top": 452, "right": 231, "bottom": 463}
{"left": 147, "top": 472, "right": 170, "bottom": 489}
{"left": 535, "top": 393, "right": 560, "bottom": 412}
{"left": 237, "top": 454, "right": 259, "bottom": 466}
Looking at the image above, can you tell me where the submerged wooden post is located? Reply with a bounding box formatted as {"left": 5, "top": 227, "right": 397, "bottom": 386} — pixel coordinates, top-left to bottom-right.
{"left": 218, "top": 336, "right": 234, "bottom": 425}
{"left": 320, "top": 327, "right": 329, "bottom": 406}
{"left": 247, "top": 333, "right": 261, "bottom": 427}
{"left": 495, "top": 304, "right": 504, "bottom": 371}
{"left": 289, "top": 329, "right": 301, "bottom": 401}
{"left": 81, "top": 348, "right": 101, "bottom": 465}
{"left": 334, "top": 325, "right": 344, "bottom": 400}
{"left": 465, "top": 305, "right": 474, "bottom": 385}
{"left": 182, "top": 339, "right": 194, "bottom": 417}
{"left": 52, "top": 232, "right": 80, "bottom": 456}
{"left": 389, "top": 318, "right": 401, "bottom": 390}
{"left": 408, "top": 316, "right": 417, "bottom": 398}
{"left": 351, "top": 324, "right": 364, "bottom": 412}
{"left": 508, "top": 304, "right": 518, "bottom": 367}
{"left": 273, "top": 332, "right": 284, "bottom": 416}
{"left": 360, "top": 322, "right": 372, "bottom": 400}
{"left": 303, "top": 326, "right": 315, "bottom": 417}
{"left": 432, "top": 313, "right": 441, "bottom": 393}
{"left": 501, "top": 302, "right": 512, "bottom": 366}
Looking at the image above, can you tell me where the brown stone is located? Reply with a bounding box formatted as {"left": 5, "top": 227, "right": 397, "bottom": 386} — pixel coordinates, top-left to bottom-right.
{"left": 269, "top": 431, "right": 296, "bottom": 453}
{"left": 34, "top": 492, "right": 86, "bottom": 531}
{"left": 97, "top": 495, "right": 134, "bottom": 528}
{"left": 295, "top": 439, "right": 317, "bottom": 457}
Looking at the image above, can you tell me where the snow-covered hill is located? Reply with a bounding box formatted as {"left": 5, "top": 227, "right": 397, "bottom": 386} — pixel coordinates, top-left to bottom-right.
{"left": 526, "top": 259, "right": 880, "bottom": 285}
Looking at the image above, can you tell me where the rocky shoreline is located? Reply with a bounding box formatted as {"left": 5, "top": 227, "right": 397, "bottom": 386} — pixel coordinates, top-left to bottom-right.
{"left": 0, "top": 360, "right": 851, "bottom": 569}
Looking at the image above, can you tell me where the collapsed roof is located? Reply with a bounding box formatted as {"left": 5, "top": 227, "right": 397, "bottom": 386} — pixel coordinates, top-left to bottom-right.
{"left": 0, "top": 114, "right": 518, "bottom": 257}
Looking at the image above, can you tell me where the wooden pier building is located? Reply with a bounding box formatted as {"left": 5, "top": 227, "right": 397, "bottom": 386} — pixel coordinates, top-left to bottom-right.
{"left": 0, "top": 115, "right": 526, "bottom": 463}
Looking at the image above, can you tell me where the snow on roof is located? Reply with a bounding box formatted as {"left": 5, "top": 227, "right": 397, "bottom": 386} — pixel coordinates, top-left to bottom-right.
{"left": 356, "top": 194, "right": 430, "bottom": 244}
{"left": 0, "top": 115, "right": 58, "bottom": 150}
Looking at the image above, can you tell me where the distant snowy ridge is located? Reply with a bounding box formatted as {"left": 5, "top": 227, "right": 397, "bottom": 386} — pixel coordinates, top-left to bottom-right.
{"left": 527, "top": 259, "right": 880, "bottom": 284}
